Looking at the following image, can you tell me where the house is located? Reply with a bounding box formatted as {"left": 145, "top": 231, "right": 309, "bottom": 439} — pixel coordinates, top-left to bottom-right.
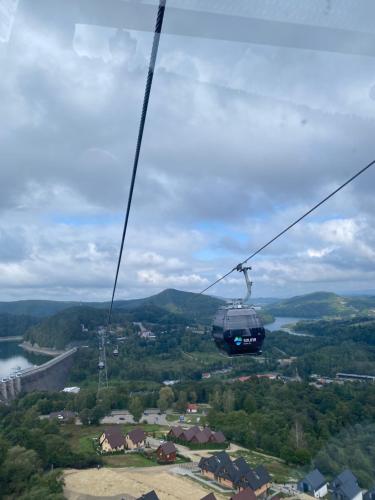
{"left": 125, "top": 428, "right": 146, "bottom": 450}
{"left": 231, "top": 489, "right": 257, "bottom": 500}
{"left": 137, "top": 491, "right": 160, "bottom": 500}
{"left": 199, "top": 451, "right": 271, "bottom": 497}
{"left": 187, "top": 403, "right": 198, "bottom": 413}
{"left": 298, "top": 469, "right": 328, "bottom": 498}
{"left": 210, "top": 431, "right": 226, "bottom": 444}
{"left": 168, "top": 425, "right": 226, "bottom": 445}
{"left": 49, "top": 410, "right": 76, "bottom": 422}
{"left": 191, "top": 430, "right": 210, "bottom": 444}
{"left": 168, "top": 426, "right": 184, "bottom": 439}
{"left": 237, "top": 464, "right": 271, "bottom": 498}
{"left": 364, "top": 487, "right": 375, "bottom": 500}
{"left": 99, "top": 427, "right": 125, "bottom": 452}
{"left": 140, "top": 330, "right": 156, "bottom": 340}
{"left": 180, "top": 425, "right": 200, "bottom": 442}
{"left": 332, "top": 470, "right": 363, "bottom": 500}
{"left": 156, "top": 441, "right": 177, "bottom": 463}
{"left": 201, "top": 494, "right": 217, "bottom": 500}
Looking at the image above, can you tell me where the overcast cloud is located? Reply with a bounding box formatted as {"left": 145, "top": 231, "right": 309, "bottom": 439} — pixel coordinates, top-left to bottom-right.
{"left": 0, "top": 0, "right": 374, "bottom": 301}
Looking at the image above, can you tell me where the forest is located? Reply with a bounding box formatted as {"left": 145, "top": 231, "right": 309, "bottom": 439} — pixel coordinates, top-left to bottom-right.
{"left": 0, "top": 393, "right": 101, "bottom": 499}
{"left": 1, "top": 292, "right": 374, "bottom": 493}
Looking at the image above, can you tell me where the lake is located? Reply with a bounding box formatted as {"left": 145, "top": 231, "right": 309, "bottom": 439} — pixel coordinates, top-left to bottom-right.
{"left": 267, "top": 316, "right": 314, "bottom": 336}
{"left": 0, "top": 341, "right": 49, "bottom": 379}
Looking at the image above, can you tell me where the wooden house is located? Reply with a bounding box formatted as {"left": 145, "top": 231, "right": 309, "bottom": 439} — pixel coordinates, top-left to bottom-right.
{"left": 125, "top": 428, "right": 146, "bottom": 450}
{"left": 99, "top": 427, "right": 125, "bottom": 452}
{"left": 156, "top": 441, "right": 177, "bottom": 463}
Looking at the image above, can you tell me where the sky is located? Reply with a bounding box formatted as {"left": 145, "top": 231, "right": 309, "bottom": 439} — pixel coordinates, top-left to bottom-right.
{"left": 0, "top": 0, "right": 374, "bottom": 301}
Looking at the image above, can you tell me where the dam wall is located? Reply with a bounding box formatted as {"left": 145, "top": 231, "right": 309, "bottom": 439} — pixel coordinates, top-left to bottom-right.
{"left": 0, "top": 348, "right": 77, "bottom": 401}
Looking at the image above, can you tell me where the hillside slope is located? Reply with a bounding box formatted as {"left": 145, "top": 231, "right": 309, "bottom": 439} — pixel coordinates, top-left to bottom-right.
{"left": 0, "top": 289, "right": 224, "bottom": 322}
{"left": 0, "top": 313, "right": 39, "bottom": 338}
{"left": 24, "top": 307, "right": 107, "bottom": 349}
{"left": 265, "top": 292, "right": 359, "bottom": 318}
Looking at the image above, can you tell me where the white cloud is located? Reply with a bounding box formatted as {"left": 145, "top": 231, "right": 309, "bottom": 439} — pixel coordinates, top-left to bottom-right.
{"left": 0, "top": 3, "right": 374, "bottom": 300}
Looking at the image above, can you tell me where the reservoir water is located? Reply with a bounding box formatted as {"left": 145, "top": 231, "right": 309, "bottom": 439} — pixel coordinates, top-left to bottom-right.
{"left": 267, "top": 316, "right": 314, "bottom": 336}
{"left": 0, "top": 341, "right": 49, "bottom": 379}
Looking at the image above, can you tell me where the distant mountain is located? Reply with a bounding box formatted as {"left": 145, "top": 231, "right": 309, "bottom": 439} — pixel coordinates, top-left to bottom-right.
{"left": 265, "top": 292, "right": 375, "bottom": 318}
{"left": 0, "top": 289, "right": 224, "bottom": 322}
{"left": 0, "top": 300, "right": 80, "bottom": 317}
{"left": 113, "top": 289, "right": 224, "bottom": 322}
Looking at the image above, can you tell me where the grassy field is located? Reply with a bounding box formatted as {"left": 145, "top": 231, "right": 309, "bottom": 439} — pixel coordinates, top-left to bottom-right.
{"left": 102, "top": 453, "right": 156, "bottom": 468}
{"left": 230, "top": 449, "right": 303, "bottom": 484}
{"left": 166, "top": 413, "right": 180, "bottom": 422}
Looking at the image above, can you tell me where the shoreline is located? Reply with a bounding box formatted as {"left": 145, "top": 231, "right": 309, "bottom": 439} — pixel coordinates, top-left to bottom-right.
{"left": 0, "top": 336, "right": 23, "bottom": 343}
{"left": 19, "top": 341, "right": 64, "bottom": 357}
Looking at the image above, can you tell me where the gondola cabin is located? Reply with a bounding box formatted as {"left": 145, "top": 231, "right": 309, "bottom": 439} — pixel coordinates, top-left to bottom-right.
{"left": 212, "top": 301, "right": 265, "bottom": 355}
{"left": 212, "top": 264, "right": 265, "bottom": 356}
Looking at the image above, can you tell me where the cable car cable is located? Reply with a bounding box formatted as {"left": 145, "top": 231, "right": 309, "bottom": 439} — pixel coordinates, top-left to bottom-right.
{"left": 200, "top": 158, "right": 375, "bottom": 295}
{"left": 106, "top": 0, "right": 167, "bottom": 329}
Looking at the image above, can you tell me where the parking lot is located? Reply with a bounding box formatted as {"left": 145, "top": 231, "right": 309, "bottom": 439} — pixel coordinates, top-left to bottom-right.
{"left": 101, "top": 410, "right": 168, "bottom": 426}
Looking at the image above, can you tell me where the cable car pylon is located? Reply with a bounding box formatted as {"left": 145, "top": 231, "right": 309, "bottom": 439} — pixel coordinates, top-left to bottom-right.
{"left": 97, "top": 329, "right": 108, "bottom": 394}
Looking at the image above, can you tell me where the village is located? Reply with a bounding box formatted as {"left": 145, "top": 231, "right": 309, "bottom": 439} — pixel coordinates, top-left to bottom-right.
{"left": 48, "top": 404, "right": 372, "bottom": 500}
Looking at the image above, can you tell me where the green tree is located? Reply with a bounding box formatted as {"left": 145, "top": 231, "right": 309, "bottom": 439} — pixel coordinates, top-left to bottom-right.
{"left": 223, "top": 389, "right": 235, "bottom": 413}
{"left": 157, "top": 386, "right": 174, "bottom": 412}
{"left": 0, "top": 446, "right": 41, "bottom": 495}
{"left": 129, "top": 397, "right": 143, "bottom": 422}
{"left": 175, "top": 391, "right": 188, "bottom": 413}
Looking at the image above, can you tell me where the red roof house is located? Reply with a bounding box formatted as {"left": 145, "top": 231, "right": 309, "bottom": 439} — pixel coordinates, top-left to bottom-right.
{"left": 187, "top": 403, "right": 198, "bottom": 413}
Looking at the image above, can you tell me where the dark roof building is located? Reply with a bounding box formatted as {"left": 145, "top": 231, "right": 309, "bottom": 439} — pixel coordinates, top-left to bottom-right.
{"left": 298, "top": 469, "right": 327, "bottom": 496}
{"left": 201, "top": 494, "right": 217, "bottom": 500}
{"left": 210, "top": 431, "right": 226, "bottom": 444}
{"left": 168, "top": 425, "right": 226, "bottom": 444}
{"left": 180, "top": 425, "right": 200, "bottom": 442}
{"left": 332, "top": 470, "right": 362, "bottom": 500}
{"left": 237, "top": 465, "right": 271, "bottom": 492}
{"left": 158, "top": 441, "right": 176, "bottom": 454}
{"left": 199, "top": 451, "right": 271, "bottom": 494}
{"left": 168, "top": 426, "right": 183, "bottom": 438}
{"left": 230, "top": 489, "right": 257, "bottom": 500}
{"left": 191, "top": 430, "right": 210, "bottom": 444}
{"left": 137, "top": 491, "right": 160, "bottom": 500}
{"left": 100, "top": 427, "right": 125, "bottom": 451}
{"left": 156, "top": 441, "right": 177, "bottom": 463}
{"left": 127, "top": 428, "right": 146, "bottom": 445}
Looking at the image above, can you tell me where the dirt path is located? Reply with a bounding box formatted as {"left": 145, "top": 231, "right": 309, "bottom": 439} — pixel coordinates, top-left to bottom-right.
{"left": 64, "top": 467, "right": 226, "bottom": 500}
{"left": 19, "top": 341, "right": 64, "bottom": 357}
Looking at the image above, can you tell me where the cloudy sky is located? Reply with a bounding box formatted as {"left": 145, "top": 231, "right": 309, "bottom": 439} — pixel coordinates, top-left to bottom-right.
{"left": 0, "top": 0, "right": 374, "bottom": 301}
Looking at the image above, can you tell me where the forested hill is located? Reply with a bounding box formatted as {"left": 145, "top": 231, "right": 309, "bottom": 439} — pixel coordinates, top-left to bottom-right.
{"left": 22, "top": 290, "right": 223, "bottom": 348}
{"left": 265, "top": 291, "right": 375, "bottom": 318}
{"left": 0, "top": 289, "right": 224, "bottom": 320}
{"left": 0, "top": 313, "right": 39, "bottom": 338}
{"left": 2, "top": 290, "right": 374, "bottom": 320}
{"left": 113, "top": 288, "right": 224, "bottom": 320}
{"left": 0, "top": 300, "right": 79, "bottom": 318}
{"left": 23, "top": 307, "right": 108, "bottom": 349}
